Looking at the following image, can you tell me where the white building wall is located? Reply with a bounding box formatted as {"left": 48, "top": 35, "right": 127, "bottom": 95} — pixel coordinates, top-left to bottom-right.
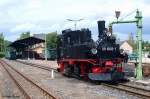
{"left": 120, "top": 42, "right": 133, "bottom": 54}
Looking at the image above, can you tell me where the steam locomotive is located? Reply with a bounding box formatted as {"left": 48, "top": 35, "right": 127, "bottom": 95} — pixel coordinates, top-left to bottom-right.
{"left": 57, "top": 21, "right": 125, "bottom": 81}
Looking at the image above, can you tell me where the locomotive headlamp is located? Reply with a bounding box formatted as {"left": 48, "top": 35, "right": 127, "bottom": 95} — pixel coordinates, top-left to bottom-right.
{"left": 106, "top": 32, "right": 111, "bottom": 37}
{"left": 120, "top": 49, "right": 124, "bottom": 54}
{"left": 91, "top": 48, "right": 97, "bottom": 54}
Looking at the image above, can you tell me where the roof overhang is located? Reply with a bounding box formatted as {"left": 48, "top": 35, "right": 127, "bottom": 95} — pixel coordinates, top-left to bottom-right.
{"left": 9, "top": 37, "right": 45, "bottom": 49}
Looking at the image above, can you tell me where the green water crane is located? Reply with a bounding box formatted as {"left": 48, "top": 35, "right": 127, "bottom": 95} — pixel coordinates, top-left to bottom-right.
{"left": 109, "top": 9, "right": 143, "bottom": 80}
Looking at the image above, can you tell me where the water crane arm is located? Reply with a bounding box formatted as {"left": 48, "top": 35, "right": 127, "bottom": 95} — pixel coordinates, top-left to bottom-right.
{"left": 108, "top": 9, "right": 143, "bottom": 80}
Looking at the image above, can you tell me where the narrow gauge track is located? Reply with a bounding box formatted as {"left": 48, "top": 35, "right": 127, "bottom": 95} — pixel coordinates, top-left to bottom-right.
{"left": 15, "top": 60, "right": 57, "bottom": 72}
{"left": 128, "top": 61, "right": 150, "bottom": 65}
{"left": 14, "top": 60, "right": 150, "bottom": 99}
{"left": 0, "top": 60, "right": 57, "bottom": 99}
{"left": 101, "top": 83, "right": 150, "bottom": 99}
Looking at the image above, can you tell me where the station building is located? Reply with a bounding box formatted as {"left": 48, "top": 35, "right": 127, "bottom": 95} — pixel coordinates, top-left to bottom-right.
{"left": 9, "top": 36, "right": 45, "bottom": 59}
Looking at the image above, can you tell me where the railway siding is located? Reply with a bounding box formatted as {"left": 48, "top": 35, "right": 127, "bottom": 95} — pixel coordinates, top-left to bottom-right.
{"left": 0, "top": 60, "right": 57, "bottom": 99}
{"left": 4, "top": 59, "right": 113, "bottom": 99}
{"left": 0, "top": 61, "right": 23, "bottom": 99}
{"left": 102, "top": 83, "right": 150, "bottom": 99}
{"left": 3, "top": 59, "right": 145, "bottom": 99}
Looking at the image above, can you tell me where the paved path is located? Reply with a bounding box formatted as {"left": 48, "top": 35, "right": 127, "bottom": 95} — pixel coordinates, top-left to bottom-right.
{"left": 17, "top": 59, "right": 58, "bottom": 69}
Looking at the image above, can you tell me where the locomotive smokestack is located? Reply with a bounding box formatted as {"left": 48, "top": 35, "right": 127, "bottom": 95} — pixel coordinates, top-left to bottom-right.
{"left": 97, "top": 21, "right": 105, "bottom": 38}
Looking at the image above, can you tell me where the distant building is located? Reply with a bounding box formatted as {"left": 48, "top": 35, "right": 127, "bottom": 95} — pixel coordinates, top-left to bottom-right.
{"left": 31, "top": 42, "right": 45, "bottom": 54}
{"left": 31, "top": 34, "right": 45, "bottom": 58}
{"left": 120, "top": 41, "right": 133, "bottom": 54}
{"left": 9, "top": 37, "right": 45, "bottom": 59}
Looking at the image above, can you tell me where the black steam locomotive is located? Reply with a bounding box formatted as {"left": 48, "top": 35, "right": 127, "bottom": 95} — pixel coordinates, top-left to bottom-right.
{"left": 57, "top": 21, "right": 125, "bottom": 81}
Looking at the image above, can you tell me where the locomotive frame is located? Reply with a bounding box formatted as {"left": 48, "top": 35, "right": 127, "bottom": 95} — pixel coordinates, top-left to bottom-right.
{"left": 57, "top": 20, "right": 126, "bottom": 81}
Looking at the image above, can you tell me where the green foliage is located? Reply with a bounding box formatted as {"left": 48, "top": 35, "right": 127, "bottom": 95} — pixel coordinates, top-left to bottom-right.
{"left": 0, "top": 33, "right": 5, "bottom": 52}
{"left": 4, "top": 40, "right": 13, "bottom": 51}
{"left": 127, "top": 33, "right": 150, "bottom": 52}
{"left": 0, "top": 52, "right": 5, "bottom": 58}
{"left": 19, "top": 31, "right": 30, "bottom": 39}
{"left": 133, "top": 41, "right": 150, "bottom": 52}
{"left": 46, "top": 32, "right": 57, "bottom": 49}
{"left": 0, "top": 33, "right": 15, "bottom": 58}
{"left": 142, "top": 41, "right": 150, "bottom": 51}
{"left": 127, "top": 32, "right": 134, "bottom": 47}
{"left": 0, "top": 33, "right": 5, "bottom": 58}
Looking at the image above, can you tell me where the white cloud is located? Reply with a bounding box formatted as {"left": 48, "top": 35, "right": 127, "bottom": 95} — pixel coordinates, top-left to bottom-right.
{"left": 0, "top": 0, "right": 149, "bottom": 41}
{"left": 10, "top": 23, "right": 36, "bottom": 32}
{"left": 0, "top": 0, "right": 14, "bottom": 6}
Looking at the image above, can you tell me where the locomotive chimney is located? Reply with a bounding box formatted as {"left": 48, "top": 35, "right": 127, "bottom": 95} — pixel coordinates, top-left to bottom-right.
{"left": 97, "top": 21, "right": 105, "bottom": 38}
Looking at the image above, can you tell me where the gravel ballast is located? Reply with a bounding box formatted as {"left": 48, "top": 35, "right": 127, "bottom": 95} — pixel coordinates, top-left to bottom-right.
{"left": 3, "top": 59, "right": 142, "bottom": 99}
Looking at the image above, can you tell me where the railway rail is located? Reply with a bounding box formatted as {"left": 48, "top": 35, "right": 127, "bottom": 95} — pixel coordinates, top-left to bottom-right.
{"left": 101, "top": 83, "right": 150, "bottom": 99}
{"left": 128, "top": 61, "right": 150, "bottom": 65}
{"left": 12, "top": 60, "right": 150, "bottom": 99}
{"left": 0, "top": 59, "right": 57, "bottom": 99}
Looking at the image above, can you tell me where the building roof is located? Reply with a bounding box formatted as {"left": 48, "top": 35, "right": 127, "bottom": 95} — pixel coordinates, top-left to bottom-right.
{"left": 9, "top": 37, "right": 45, "bottom": 49}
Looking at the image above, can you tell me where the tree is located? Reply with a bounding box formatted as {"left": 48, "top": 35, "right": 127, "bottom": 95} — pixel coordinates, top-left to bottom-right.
{"left": 4, "top": 40, "right": 12, "bottom": 51}
{"left": 46, "top": 32, "right": 57, "bottom": 49}
{"left": 19, "top": 31, "right": 30, "bottom": 39}
{"left": 127, "top": 32, "right": 134, "bottom": 47}
{"left": 0, "top": 33, "right": 4, "bottom": 52}
{"left": 133, "top": 40, "right": 150, "bottom": 52}
{"left": 142, "top": 41, "right": 150, "bottom": 51}
{"left": 0, "top": 33, "right": 5, "bottom": 57}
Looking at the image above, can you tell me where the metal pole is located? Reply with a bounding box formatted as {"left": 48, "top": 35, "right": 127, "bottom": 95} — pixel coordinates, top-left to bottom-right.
{"left": 45, "top": 34, "right": 47, "bottom": 61}
{"left": 109, "top": 10, "right": 143, "bottom": 80}
{"left": 66, "top": 19, "right": 84, "bottom": 31}
{"left": 33, "top": 51, "right": 35, "bottom": 60}
{"left": 28, "top": 46, "right": 29, "bottom": 60}
{"left": 136, "top": 31, "right": 138, "bottom": 54}
{"left": 135, "top": 10, "right": 143, "bottom": 79}
{"left": 3, "top": 38, "right": 6, "bottom": 56}
{"left": 51, "top": 69, "right": 54, "bottom": 79}
{"left": 74, "top": 21, "right": 77, "bottom": 30}
{"left": 111, "top": 20, "right": 137, "bottom": 24}
{"left": 0, "top": 36, "right": 2, "bottom": 52}
{"left": 33, "top": 42, "right": 35, "bottom": 60}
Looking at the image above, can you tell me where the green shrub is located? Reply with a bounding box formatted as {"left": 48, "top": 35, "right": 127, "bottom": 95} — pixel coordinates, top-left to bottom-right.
{"left": 0, "top": 52, "right": 5, "bottom": 58}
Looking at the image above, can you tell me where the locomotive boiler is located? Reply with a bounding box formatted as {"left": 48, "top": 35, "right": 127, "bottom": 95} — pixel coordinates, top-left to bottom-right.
{"left": 57, "top": 20, "right": 125, "bottom": 81}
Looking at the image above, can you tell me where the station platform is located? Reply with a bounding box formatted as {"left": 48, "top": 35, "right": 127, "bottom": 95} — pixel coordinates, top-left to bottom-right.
{"left": 129, "top": 77, "right": 150, "bottom": 85}
{"left": 17, "top": 59, "right": 58, "bottom": 69}
{"left": 17, "top": 59, "right": 150, "bottom": 86}
{"left": 136, "top": 79, "right": 150, "bottom": 85}
{"left": 0, "top": 94, "right": 2, "bottom": 99}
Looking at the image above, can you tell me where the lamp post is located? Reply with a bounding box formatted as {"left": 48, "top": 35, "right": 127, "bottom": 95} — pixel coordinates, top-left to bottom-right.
{"left": 115, "top": 11, "right": 121, "bottom": 22}
{"left": 27, "top": 40, "right": 30, "bottom": 60}
{"left": 45, "top": 33, "right": 47, "bottom": 61}
{"left": 66, "top": 19, "right": 84, "bottom": 30}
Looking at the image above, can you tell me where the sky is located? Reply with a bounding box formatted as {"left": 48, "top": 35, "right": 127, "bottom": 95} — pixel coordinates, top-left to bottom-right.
{"left": 0, "top": 0, "right": 150, "bottom": 41}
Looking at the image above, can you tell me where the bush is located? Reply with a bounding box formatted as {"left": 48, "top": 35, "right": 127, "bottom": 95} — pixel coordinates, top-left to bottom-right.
{"left": 0, "top": 52, "right": 5, "bottom": 58}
